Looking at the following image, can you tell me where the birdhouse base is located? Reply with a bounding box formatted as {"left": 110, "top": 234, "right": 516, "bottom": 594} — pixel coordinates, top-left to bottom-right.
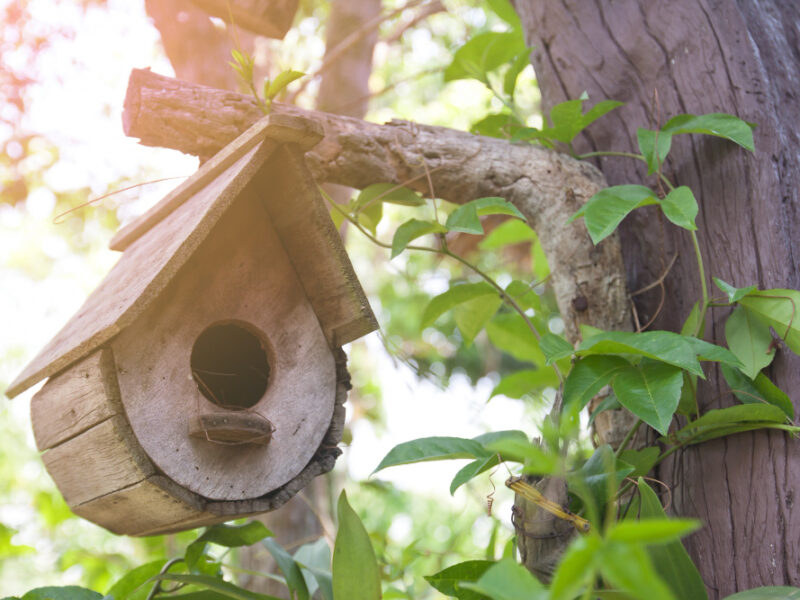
{"left": 30, "top": 346, "right": 349, "bottom": 536}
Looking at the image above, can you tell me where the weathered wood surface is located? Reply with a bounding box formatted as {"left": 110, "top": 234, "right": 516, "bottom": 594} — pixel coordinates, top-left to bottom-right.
{"left": 6, "top": 143, "right": 271, "bottom": 399}
{"left": 188, "top": 0, "right": 298, "bottom": 39}
{"left": 30, "top": 348, "right": 121, "bottom": 451}
{"left": 514, "top": 0, "right": 800, "bottom": 592}
{"left": 122, "top": 68, "right": 632, "bottom": 345}
{"left": 112, "top": 183, "right": 336, "bottom": 500}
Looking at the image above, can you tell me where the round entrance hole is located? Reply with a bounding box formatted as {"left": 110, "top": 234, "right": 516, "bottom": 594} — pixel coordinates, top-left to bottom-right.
{"left": 190, "top": 322, "right": 271, "bottom": 410}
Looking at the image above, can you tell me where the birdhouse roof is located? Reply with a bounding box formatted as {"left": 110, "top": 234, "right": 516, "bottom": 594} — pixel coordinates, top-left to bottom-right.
{"left": 7, "top": 113, "right": 377, "bottom": 398}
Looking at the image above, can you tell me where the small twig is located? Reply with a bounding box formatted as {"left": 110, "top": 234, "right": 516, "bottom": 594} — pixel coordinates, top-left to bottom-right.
{"left": 384, "top": 0, "right": 445, "bottom": 44}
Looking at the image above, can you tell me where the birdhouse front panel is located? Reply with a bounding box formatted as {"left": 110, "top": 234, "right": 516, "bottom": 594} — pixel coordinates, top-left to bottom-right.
{"left": 112, "top": 178, "right": 336, "bottom": 501}
{"left": 7, "top": 114, "right": 378, "bottom": 536}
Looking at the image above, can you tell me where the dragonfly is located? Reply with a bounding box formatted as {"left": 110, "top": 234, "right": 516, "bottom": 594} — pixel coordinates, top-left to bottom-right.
{"left": 505, "top": 475, "right": 591, "bottom": 533}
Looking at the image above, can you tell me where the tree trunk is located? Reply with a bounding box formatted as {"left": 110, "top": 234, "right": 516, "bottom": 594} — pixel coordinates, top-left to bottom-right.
{"left": 514, "top": 0, "right": 800, "bottom": 594}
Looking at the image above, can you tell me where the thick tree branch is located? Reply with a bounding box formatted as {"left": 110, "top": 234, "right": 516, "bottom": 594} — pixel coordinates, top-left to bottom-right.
{"left": 123, "top": 68, "right": 631, "bottom": 342}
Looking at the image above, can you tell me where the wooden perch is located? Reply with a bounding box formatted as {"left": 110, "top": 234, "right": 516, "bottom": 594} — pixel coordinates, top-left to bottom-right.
{"left": 123, "top": 68, "right": 631, "bottom": 343}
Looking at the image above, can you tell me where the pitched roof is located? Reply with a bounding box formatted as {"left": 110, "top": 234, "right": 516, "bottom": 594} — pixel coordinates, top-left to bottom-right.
{"left": 7, "top": 113, "right": 376, "bottom": 398}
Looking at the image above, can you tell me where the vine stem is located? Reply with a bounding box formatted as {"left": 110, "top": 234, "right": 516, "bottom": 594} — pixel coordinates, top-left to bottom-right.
{"left": 614, "top": 419, "right": 642, "bottom": 458}
{"left": 690, "top": 230, "right": 710, "bottom": 335}
{"left": 327, "top": 199, "right": 564, "bottom": 384}
{"left": 577, "top": 150, "right": 644, "bottom": 161}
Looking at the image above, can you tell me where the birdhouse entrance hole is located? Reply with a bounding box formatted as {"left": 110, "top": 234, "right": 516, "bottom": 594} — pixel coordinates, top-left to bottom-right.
{"left": 190, "top": 322, "right": 270, "bottom": 409}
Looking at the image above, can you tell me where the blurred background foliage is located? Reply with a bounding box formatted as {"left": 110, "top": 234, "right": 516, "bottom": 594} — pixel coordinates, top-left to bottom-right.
{"left": 0, "top": 0, "right": 552, "bottom": 596}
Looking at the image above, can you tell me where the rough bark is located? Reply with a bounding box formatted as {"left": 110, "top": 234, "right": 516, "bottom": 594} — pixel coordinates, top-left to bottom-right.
{"left": 123, "top": 68, "right": 631, "bottom": 346}
{"left": 514, "top": 0, "right": 800, "bottom": 594}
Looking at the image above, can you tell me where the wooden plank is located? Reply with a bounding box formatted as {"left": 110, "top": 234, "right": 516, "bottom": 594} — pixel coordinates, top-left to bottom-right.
{"left": 188, "top": 0, "right": 299, "bottom": 39}
{"left": 72, "top": 475, "right": 209, "bottom": 537}
{"left": 6, "top": 141, "right": 273, "bottom": 399}
{"left": 110, "top": 113, "right": 322, "bottom": 252}
{"left": 42, "top": 415, "right": 155, "bottom": 507}
{"left": 112, "top": 186, "right": 336, "bottom": 501}
{"left": 258, "top": 145, "right": 377, "bottom": 347}
{"left": 30, "top": 348, "right": 120, "bottom": 451}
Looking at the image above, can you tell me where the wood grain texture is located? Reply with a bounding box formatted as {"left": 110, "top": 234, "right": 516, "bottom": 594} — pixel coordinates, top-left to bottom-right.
{"left": 514, "top": 0, "right": 800, "bottom": 592}
{"left": 121, "top": 68, "right": 633, "bottom": 345}
{"left": 30, "top": 348, "right": 121, "bottom": 451}
{"left": 41, "top": 415, "right": 155, "bottom": 507}
{"left": 6, "top": 143, "right": 271, "bottom": 399}
{"left": 188, "top": 0, "right": 298, "bottom": 39}
{"left": 258, "top": 145, "right": 377, "bottom": 346}
{"left": 112, "top": 184, "right": 336, "bottom": 501}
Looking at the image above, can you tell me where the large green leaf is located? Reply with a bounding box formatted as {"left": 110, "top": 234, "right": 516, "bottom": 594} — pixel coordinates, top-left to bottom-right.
{"left": 333, "top": 492, "right": 381, "bottom": 600}
{"left": 450, "top": 454, "right": 499, "bottom": 495}
{"left": 618, "top": 447, "right": 660, "bottom": 478}
{"left": 391, "top": 218, "right": 446, "bottom": 258}
{"left": 720, "top": 365, "right": 794, "bottom": 419}
{"left": 422, "top": 282, "right": 498, "bottom": 328}
{"left": 460, "top": 558, "right": 546, "bottom": 600}
{"left": 607, "top": 519, "right": 700, "bottom": 545}
{"left": 485, "top": 313, "right": 545, "bottom": 365}
{"left": 355, "top": 183, "right": 425, "bottom": 208}
{"left": 293, "top": 539, "right": 333, "bottom": 600}
{"left": 373, "top": 436, "right": 489, "bottom": 474}
{"left": 155, "top": 574, "right": 282, "bottom": 600}
{"left": 577, "top": 330, "right": 704, "bottom": 376}
{"left": 489, "top": 369, "right": 559, "bottom": 400}
{"left": 186, "top": 522, "right": 273, "bottom": 569}
{"left": 550, "top": 535, "right": 603, "bottom": 600}
{"left": 569, "top": 185, "right": 658, "bottom": 244}
{"left": 668, "top": 404, "right": 797, "bottom": 445}
{"left": 724, "top": 588, "right": 800, "bottom": 599}
{"left": 445, "top": 30, "right": 526, "bottom": 82}
{"left": 424, "top": 560, "right": 495, "bottom": 600}
{"left": 661, "top": 113, "right": 755, "bottom": 152}
{"left": 634, "top": 479, "right": 708, "bottom": 600}
{"left": 483, "top": 437, "right": 558, "bottom": 475}
{"left": 539, "top": 333, "right": 574, "bottom": 364}
{"left": 660, "top": 186, "right": 698, "bottom": 231}
{"left": 637, "top": 128, "right": 672, "bottom": 175}
{"left": 738, "top": 289, "right": 800, "bottom": 354}
{"left": 262, "top": 538, "right": 310, "bottom": 600}
{"left": 502, "top": 279, "right": 542, "bottom": 312}
{"left": 568, "top": 445, "right": 633, "bottom": 514}
{"left": 18, "top": 589, "right": 101, "bottom": 600}
{"left": 453, "top": 293, "right": 503, "bottom": 345}
{"left": 612, "top": 363, "right": 684, "bottom": 435}
{"left": 725, "top": 306, "right": 775, "bottom": 378}
{"left": 478, "top": 220, "right": 536, "bottom": 250}
{"left": 446, "top": 197, "right": 526, "bottom": 234}
{"left": 599, "top": 542, "right": 676, "bottom": 600}
{"left": 562, "top": 355, "right": 630, "bottom": 411}
{"left": 486, "top": 0, "right": 522, "bottom": 28}
{"left": 542, "top": 98, "right": 624, "bottom": 144}
{"left": 105, "top": 560, "right": 169, "bottom": 600}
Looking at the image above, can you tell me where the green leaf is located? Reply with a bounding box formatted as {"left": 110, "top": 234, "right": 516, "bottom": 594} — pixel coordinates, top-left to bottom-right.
{"left": 681, "top": 301, "right": 704, "bottom": 337}
{"left": 571, "top": 185, "right": 658, "bottom": 244}
{"left": 599, "top": 542, "right": 676, "bottom": 600}
{"left": 485, "top": 0, "right": 522, "bottom": 28}
{"left": 471, "top": 112, "right": 524, "bottom": 139}
{"left": 725, "top": 306, "right": 775, "bottom": 378}
{"left": 713, "top": 277, "right": 757, "bottom": 303}
{"left": 539, "top": 333, "right": 573, "bottom": 364}
{"left": 424, "top": 560, "right": 495, "bottom": 600}
{"left": 612, "top": 363, "right": 684, "bottom": 435}
{"left": 502, "top": 279, "right": 542, "bottom": 312}
{"left": 19, "top": 589, "right": 101, "bottom": 600}
{"left": 265, "top": 70, "right": 304, "bottom": 99}
{"left": 453, "top": 293, "right": 503, "bottom": 345}
{"left": 373, "top": 436, "right": 489, "bottom": 474}
{"left": 155, "top": 574, "right": 282, "bottom": 600}
{"left": 543, "top": 99, "right": 624, "bottom": 144}
{"left": 503, "top": 49, "right": 532, "bottom": 98}
{"left": 577, "top": 330, "right": 704, "bottom": 377}
{"left": 186, "top": 522, "right": 273, "bottom": 569}
{"left": 293, "top": 539, "right": 333, "bottom": 600}
{"left": 450, "top": 454, "right": 499, "bottom": 495}
{"left": 550, "top": 535, "right": 603, "bottom": 600}
{"left": 660, "top": 186, "right": 698, "bottom": 231}
{"left": 637, "top": 128, "right": 672, "bottom": 175}
{"left": 489, "top": 369, "right": 559, "bottom": 400}
{"left": 333, "top": 491, "right": 381, "bottom": 600}
{"left": 446, "top": 197, "right": 526, "bottom": 234}
{"left": 569, "top": 445, "right": 633, "bottom": 513}
{"left": 720, "top": 364, "right": 794, "bottom": 419}
{"left": 618, "top": 447, "right": 660, "bottom": 478}
{"left": 460, "top": 558, "right": 546, "bottom": 600}
{"left": 607, "top": 519, "right": 701, "bottom": 545}
{"left": 422, "top": 282, "right": 499, "bottom": 328}
{"left": 485, "top": 313, "right": 545, "bottom": 365}
{"left": 669, "top": 404, "right": 796, "bottom": 445}
{"left": 683, "top": 337, "right": 743, "bottom": 367}
{"left": 483, "top": 437, "right": 558, "bottom": 475}
{"left": 635, "top": 479, "right": 708, "bottom": 600}
{"left": 738, "top": 289, "right": 800, "bottom": 354}
{"left": 724, "top": 588, "right": 800, "bottom": 599}
{"left": 391, "top": 219, "right": 446, "bottom": 258}
{"left": 588, "top": 392, "right": 622, "bottom": 427}
{"left": 662, "top": 113, "right": 755, "bottom": 152}
{"left": 445, "top": 30, "right": 526, "bottom": 82}
{"left": 479, "top": 220, "right": 537, "bottom": 251}
{"left": 105, "top": 560, "right": 168, "bottom": 600}
{"left": 563, "top": 355, "right": 630, "bottom": 411}
{"left": 358, "top": 198, "right": 383, "bottom": 235}
{"left": 355, "top": 183, "right": 425, "bottom": 208}
{"left": 262, "top": 538, "right": 309, "bottom": 600}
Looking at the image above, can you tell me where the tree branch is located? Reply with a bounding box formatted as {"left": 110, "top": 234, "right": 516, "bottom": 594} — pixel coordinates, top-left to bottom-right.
{"left": 123, "top": 68, "right": 632, "bottom": 342}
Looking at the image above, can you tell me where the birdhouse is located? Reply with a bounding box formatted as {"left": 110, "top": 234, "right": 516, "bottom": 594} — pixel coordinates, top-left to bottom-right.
{"left": 6, "top": 113, "right": 377, "bottom": 536}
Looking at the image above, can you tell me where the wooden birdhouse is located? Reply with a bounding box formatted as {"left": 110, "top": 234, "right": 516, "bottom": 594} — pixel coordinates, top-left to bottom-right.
{"left": 6, "top": 113, "right": 377, "bottom": 536}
